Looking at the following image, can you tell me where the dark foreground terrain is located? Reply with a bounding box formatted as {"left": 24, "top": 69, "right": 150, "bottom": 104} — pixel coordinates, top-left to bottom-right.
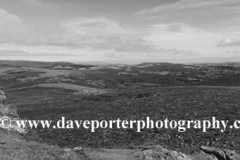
{"left": 6, "top": 86, "right": 240, "bottom": 151}
{"left": 1, "top": 60, "right": 240, "bottom": 159}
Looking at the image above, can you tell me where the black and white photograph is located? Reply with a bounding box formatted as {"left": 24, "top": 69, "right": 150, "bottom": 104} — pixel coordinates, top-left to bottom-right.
{"left": 1, "top": 0, "right": 240, "bottom": 159}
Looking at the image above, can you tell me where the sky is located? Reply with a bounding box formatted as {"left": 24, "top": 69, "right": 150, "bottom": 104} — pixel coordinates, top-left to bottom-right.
{"left": 0, "top": 0, "right": 240, "bottom": 64}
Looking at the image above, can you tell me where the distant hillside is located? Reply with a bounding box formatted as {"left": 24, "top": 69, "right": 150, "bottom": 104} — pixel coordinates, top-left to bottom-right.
{"left": 75, "top": 61, "right": 112, "bottom": 66}
{"left": 190, "top": 62, "right": 240, "bottom": 67}
{"left": 133, "top": 62, "right": 197, "bottom": 72}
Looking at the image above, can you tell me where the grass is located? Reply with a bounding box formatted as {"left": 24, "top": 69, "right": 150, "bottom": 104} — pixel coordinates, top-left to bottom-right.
{"left": 0, "top": 129, "right": 89, "bottom": 160}
{"left": 4, "top": 86, "right": 240, "bottom": 151}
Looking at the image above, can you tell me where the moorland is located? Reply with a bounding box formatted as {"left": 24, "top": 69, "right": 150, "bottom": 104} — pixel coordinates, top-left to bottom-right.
{"left": 1, "top": 60, "right": 240, "bottom": 159}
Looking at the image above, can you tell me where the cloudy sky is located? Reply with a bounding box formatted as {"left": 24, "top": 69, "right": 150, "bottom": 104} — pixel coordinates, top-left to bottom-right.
{"left": 0, "top": 0, "right": 240, "bottom": 64}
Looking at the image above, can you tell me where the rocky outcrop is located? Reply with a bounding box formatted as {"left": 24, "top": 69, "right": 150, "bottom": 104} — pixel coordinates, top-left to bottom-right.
{"left": 133, "top": 145, "right": 240, "bottom": 160}
{"left": 200, "top": 146, "right": 226, "bottom": 160}
{"left": 199, "top": 146, "right": 240, "bottom": 160}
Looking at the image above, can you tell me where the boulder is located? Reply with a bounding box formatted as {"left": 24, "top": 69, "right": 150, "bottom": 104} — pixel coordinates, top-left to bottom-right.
{"left": 200, "top": 146, "right": 226, "bottom": 160}
{"left": 134, "top": 145, "right": 192, "bottom": 160}
{"left": 0, "top": 90, "right": 6, "bottom": 104}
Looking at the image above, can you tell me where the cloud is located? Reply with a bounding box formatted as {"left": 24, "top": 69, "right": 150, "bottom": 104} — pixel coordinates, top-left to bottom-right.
{"left": 138, "top": 0, "right": 240, "bottom": 14}
{"left": 143, "top": 22, "right": 224, "bottom": 56}
{"left": 219, "top": 36, "right": 240, "bottom": 46}
{"left": 11, "top": 0, "right": 59, "bottom": 9}
{"left": 1, "top": 9, "right": 202, "bottom": 54}
{"left": 57, "top": 17, "right": 156, "bottom": 52}
{"left": 0, "top": 49, "right": 83, "bottom": 56}
{"left": 0, "top": 8, "right": 202, "bottom": 54}
{"left": 147, "top": 48, "right": 199, "bottom": 56}
{"left": 138, "top": 0, "right": 240, "bottom": 33}
{"left": 225, "top": 51, "right": 240, "bottom": 54}
{"left": 0, "top": 8, "right": 26, "bottom": 43}
{"left": 161, "top": 48, "right": 199, "bottom": 55}
{"left": 0, "top": 50, "right": 31, "bottom": 56}
{"left": 148, "top": 22, "right": 204, "bottom": 33}
{"left": 62, "top": 17, "right": 126, "bottom": 36}
{"left": 105, "top": 53, "right": 116, "bottom": 58}
{"left": 0, "top": 14, "right": 156, "bottom": 52}
{"left": 145, "top": 23, "right": 221, "bottom": 47}
{"left": 0, "top": 9, "right": 22, "bottom": 26}
{"left": 20, "top": 0, "right": 44, "bottom": 6}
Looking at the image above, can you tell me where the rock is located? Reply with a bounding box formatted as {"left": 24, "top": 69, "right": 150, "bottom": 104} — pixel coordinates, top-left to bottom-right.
{"left": 0, "top": 90, "right": 27, "bottom": 134}
{"left": 64, "top": 147, "right": 89, "bottom": 160}
{"left": 0, "top": 142, "right": 6, "bottom": 147}
{"left": 200, "top": 146, "right": 226, "bottom": 160}
{"left": 189, "top": 150, "right": 218, "bottom": 160}
{"left": 0, "top": 103, "right": 19, "bottom": 118}
{"left": 0, "top": 90, "right": 6, "bottom": 104}
{"left": 134, "top": 145, "right": 192, "bottom": 160}
{"left": 73, "top": 147, "right": 82, "bottom": 151}
{"left": 198, "top": 146, "right": 240, "bottom": 160}
{"left": 223, "top": 149, "right": 240, "bottom": 160}
{"left": 133, "top": 145, "right": 240, "bottom": 160}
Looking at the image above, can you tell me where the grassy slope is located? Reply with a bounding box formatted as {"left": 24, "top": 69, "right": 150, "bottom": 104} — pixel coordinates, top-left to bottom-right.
{"left": 0, "top": 129, "right": 89, "bottom": 160}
